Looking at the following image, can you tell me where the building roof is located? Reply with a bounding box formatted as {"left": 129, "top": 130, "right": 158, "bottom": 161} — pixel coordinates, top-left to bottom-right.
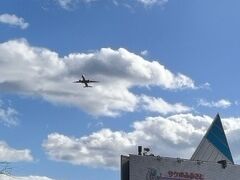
{"left": 191, "top": 114, "right": 234, "bottom": 164}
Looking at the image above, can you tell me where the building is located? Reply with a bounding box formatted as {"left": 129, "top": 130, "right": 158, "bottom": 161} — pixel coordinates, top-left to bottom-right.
{"left": 121, "top": 114, "right": 240, "bottom": 180}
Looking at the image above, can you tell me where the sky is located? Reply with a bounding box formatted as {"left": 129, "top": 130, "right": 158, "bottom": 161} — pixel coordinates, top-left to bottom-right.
{"left": 1, "top": 0, "right": 240, "bottom": 179}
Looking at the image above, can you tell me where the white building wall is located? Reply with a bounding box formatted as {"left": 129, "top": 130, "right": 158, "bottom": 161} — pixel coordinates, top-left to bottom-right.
{"left": 129, "top": 155, "right": 240, "bottom": 180}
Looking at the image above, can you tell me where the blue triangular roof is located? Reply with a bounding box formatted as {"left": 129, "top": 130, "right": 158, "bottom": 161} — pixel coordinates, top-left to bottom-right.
{"left": 205, "top": 114, "right": 234, "bottom": 163}
{"left": 191, "top": 114, "right": 234, "bottom": 164}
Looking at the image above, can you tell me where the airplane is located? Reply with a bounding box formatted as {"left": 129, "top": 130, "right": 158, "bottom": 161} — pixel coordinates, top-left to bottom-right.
{"left": 73, "top": 75, "right": 99, "bottom": 88}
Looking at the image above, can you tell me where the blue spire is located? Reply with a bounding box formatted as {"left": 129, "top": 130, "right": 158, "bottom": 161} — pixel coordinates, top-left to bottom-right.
{"left": 205, "top": 114, "right": 234, "bottom": 164}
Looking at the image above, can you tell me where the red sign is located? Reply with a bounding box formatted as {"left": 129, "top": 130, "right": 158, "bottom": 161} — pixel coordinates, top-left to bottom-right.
{"left": 168, "top": 171, "right": 204, "bottom": 180}
{"left": 146, "top": 168, "right": 204, "bottom": 180}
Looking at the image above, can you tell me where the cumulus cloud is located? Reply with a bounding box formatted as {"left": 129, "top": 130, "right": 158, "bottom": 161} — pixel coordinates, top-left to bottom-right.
{"left": 0, "top": 14, "right": 29, "bottom": 29}
{"left": 43, "top": 113, "right": 240, "bottom": 169}
{"left": 0, "top": 174, "right": 55, "bottom": 180}
{"left": 42, "top": 114, "right": 210, "bottom": 169}
{"left": 198, "top": 99, "right": 232, "bottom": 109}
{"left": 0, "top": 141, "right": 33, "bottom": 162}
{"left": 0, "top": 39, "right": 195, "bottom": 116}
{"left": 141, "top": 95, "right": 192, "bottom": 115}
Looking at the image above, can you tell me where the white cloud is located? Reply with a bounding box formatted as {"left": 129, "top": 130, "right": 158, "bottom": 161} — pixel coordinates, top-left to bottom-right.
{"left": 55, "top": 0, "right": 76, "bottom": 9}
{"left": 0, "top": 141, "right": 33, "bottom": 162}
{"left": 55, "top": 0, "right": 96, "bottom": 9}
{"left": 43, "top": 113, "right": 240, "bottom": 169}
{"left": 42, "top": 114, "right": 210, "bottom": 169}
{"left": 56, "top": 0, "right": 73, "bottom": 8}
{"left": 55, "top": 0, "right": 168, "bottom": 9}
{"left": 0, "top": 39, "right": 195, "bottom": 116}
{"left": 137, "top": 0, "right": 168, "bottom": 7}
{"left": 0, "top": 101, "right": 18, "bottom": 126}
{"left": 141, "top": 95, "right": 192, "bottom": 115}
{"left": 196, "top": 82, "right": 211, "bottom": 90}
{"left": 0, "top": 174, "right": 55, "bottom": 180}
{"left": 0, "top": 14, "right": 29, "bottom": 29}
{"left": 198, "top": 99, "right": 232, "bottom": 109}
{"left": 140, "top": 50, "right": 149, "bottom": 56}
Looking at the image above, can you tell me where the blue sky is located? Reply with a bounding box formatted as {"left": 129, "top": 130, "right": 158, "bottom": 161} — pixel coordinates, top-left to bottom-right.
{"left": 1, "top": 0, "right": 240, "bottom": 179}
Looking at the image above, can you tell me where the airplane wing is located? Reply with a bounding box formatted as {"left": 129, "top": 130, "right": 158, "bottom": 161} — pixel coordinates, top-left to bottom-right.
{"left": 84, "top": 82, "right": 88, "bottom": 87}
{"left": 73, "top": 80, "right": 81, "bottom": 83}
{"left": 84, "top": 85, "right": 92, "bottom": 88}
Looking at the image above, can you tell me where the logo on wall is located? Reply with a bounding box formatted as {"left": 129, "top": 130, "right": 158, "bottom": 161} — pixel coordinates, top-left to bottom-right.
{"left": 146, "top": 168, "right": 204, "bottom": 180}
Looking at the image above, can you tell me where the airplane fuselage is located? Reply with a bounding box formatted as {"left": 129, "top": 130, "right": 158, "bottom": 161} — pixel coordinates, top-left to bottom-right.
{"left": 73, "top": 75, "right": 98, "bottom": 87}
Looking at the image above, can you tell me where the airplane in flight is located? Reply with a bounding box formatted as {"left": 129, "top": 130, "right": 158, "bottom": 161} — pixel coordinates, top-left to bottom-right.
{"left": 73, "top": 75, "right": 99, "bottom": 87}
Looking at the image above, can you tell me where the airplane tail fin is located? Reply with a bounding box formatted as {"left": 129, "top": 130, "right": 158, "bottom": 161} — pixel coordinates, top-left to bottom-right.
{"left": 82, "top": 74, "right": 86, "bottom": 81}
